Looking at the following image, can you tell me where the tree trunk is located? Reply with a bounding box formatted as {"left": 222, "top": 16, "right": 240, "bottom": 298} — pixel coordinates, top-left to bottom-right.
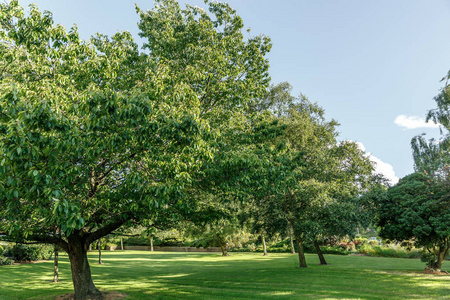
{"left": 67, "top": 236, "right": 102, "bottom": 299}
{"left": 216, "top": 234, "right": 228, "bottom": 256}
{"left": 289, "top": 231, "right": 295, "bottom": 254}
{"left": 53, "top": 248, "right": 59, "bottom": 283}
{"left": 98, "top": 240, "right": 102, "bottom": 265}
{"left": 427, "top": 244, "right": 449, "bottom": 272}
{"left": 295, "top": 235, "right": 307, "bottom": 268}
{"left": 150, "top": 237, "right": 154, "bottom": 251}
{"left": 314, "top": 240, "right": 327, "bottom": 265}
{"left": 262, "top": 235, "right": 268, "bottom": 256}
{"left": 120, "top": 237, "right": 124, "bottom": 251}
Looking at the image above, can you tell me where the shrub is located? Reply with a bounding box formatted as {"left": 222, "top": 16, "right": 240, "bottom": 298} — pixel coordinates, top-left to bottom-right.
{"left": 353, "top": 237, "right": 367, "bottom": 248}
{"left": 122, "top": 236, "right": 150, "bottom": 246}
{"left": 105, "top": 243, "right": 118, "bottom": 250}
{"left": 358, "top": 244, "right": 421, "bottom": 259}
{"left": 319, "top": 245, "right": 349, "bottom": 255}
{"left": 0, "top": 257, "right": 14, "bottom": 266}
{"left": 4, "top": 244, "right": 54, "bottom": 262}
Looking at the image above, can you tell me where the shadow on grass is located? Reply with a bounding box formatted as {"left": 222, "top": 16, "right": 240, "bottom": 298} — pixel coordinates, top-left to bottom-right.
{"left": 1, "top": 251, "right": 449, "bottom": 299}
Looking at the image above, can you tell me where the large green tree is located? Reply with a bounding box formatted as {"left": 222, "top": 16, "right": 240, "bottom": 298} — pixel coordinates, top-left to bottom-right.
{"left": 238, "top": 94, "right": 374, "bottom": 268}
{"left": 377, "top": 172, "right": 450, "bottom": 271}
{"left": 0, "top": 1, "right": 271, "bottom": 298}
{"left": 384, "top": 71, "right": 450, "bottom": 272}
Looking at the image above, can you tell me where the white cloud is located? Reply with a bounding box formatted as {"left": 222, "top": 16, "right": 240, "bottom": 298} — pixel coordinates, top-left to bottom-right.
{"left": 355, "top": 142, "right": 399, "bottom": 185}
{"left": 394, "top": 115, "right": 440, "bottom": 130}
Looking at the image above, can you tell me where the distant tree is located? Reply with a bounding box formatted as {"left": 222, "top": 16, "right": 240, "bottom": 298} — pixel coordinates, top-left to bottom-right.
{"left": 396, "top": 71, "right": 450, "bottom": 272}
{"left": 411, "top": 71, "right": 450, "bottom": 177}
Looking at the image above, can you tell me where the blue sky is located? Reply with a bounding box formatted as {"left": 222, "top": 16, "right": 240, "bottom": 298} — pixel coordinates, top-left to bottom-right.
{"left": 18, "top": 0, "right": 450, "bottom": 183}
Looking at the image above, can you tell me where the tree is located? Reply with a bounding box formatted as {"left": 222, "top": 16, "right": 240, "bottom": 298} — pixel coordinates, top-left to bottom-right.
{"left": 259, "top": 98, "right": 373, "bottom": 268}
{"left": 411, "top": 71, "right": 450, "bottom": 177}
{"left": 377, "top": 172, "right": 450, "bottom": 272}
{"left": 0, "top": 1, "right": 271, "bottom": 298}
{"left": 396, "top": 71, "right": 450, "bottom": 272}
{"left": 218, "top": 88, "right": 373, "bottom": 268}
{"left": 53, "top": 246, "right": 59, "bottom": 283}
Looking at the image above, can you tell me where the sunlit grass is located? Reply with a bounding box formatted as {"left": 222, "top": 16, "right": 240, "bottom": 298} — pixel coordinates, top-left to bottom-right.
{"left": 0, "top": 251, "right": 449, "bottom": 299}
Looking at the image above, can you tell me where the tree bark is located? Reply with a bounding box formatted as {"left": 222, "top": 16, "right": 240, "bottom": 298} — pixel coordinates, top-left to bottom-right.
{"left": 120, "top": 237, "right": 124, "bottom": 251}
{"left": 150, "top": 237, "right": 154, "bottom": 251}
{"left": 290, "top": 227, "right": 296, "bottom": 254}
{"left": 262, "top": 235, "right": 268, "bottom": 256}
{"left": 67, "top": 235, "right": 102, "bottom": 299}
{"left": 295, "top": 235, "right": 307, "bottom": 268}
{"left": 428, "top": 244, "right": 449, "bottom": 272}
{"left": 314, "top": 240, "right": 327, "bottom": 265}
{"left": 216, "top": 234, "right": 228, "bottom": 256}
{"left": 53, "top": 248, "right": 59, "bottom": 283}
{"left": 98, "top": 240, "right": 102, "bottom": 265}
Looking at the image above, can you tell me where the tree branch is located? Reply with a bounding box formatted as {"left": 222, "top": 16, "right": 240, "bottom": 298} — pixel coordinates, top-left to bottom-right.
{"left": 85, "top": 215, "right": 132, "bottom": 245}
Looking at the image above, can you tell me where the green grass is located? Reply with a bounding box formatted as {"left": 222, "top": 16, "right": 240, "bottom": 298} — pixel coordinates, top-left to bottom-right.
{"left": 0, "top": 251, "right": 449, "bottom": 299}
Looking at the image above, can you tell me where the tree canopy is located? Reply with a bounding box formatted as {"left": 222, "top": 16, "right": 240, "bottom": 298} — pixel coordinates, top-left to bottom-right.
{"left": 380, "top": 71, "right": 450, "bottom": 272}
{"left": 0, "top": 0, "right": 271, "bottom": 298}
{"left": 377, "top": 172, "right": 450, "bottom": 271}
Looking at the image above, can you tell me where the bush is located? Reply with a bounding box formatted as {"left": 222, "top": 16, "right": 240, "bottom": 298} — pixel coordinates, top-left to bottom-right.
{"left": 0, "top": 256, "right": 14, "bottom": 266}
{"left": 104, "top": 243, "right": 118, "bottom": 250}
{"left": 319, "top": 245, "right": 349, "bottom": 255}
{"left": 353, "top": 237, "right": 368, "bottom": 247}
{"left": 4, "top": 244, "right": 54, "bottom": 262}
{"left": 0, "top": 245, "right": 4, "bottom": 255}
{"left": 122, "top": 236, "right": 150, "bottom": 246}
{"left": 358, "top": 244, "right": 420, "bottom": 259}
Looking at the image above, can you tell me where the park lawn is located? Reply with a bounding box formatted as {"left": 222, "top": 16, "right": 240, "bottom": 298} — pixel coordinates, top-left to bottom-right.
{"left": 0, "top": 251, "right": 449, "bottom": 299}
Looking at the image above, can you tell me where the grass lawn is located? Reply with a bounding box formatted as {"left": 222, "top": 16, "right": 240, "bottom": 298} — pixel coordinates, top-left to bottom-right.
{"left": 0, "top": 251, "right": 449, "bottom": 299}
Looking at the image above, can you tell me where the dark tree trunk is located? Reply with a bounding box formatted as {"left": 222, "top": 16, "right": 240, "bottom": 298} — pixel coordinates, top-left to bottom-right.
{"left": 53, "top": 248, "right": 59, "bottom": 283}
{"left": 98, "top": 240, "right": 102, "bottom": 264}
{"left": 150, "top": 237, "right": 154, "bottom": 251}
{"left": 67, "top": 236, "right": 102, "bottom": 300}
{"left": 216, "top": 234, "right": 229, "bottom": 256}
{"left": 314, "top": 240, "right": 327, "bottom": 265}
{"left": 262, "top": 235, "right": 268, "bottom": 256}
{"left": 120, "top": 237, "right": 124, "bottom": 251}
{"left": 428, "top": 244, "right": 449, "bottom": 272}
{"left": 295, "top": 235, "right": 307, "bottom": 268}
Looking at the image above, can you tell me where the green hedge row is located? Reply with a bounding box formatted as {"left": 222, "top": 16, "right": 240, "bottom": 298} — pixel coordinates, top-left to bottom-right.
{"left": 3, "top": 244, "right": 54, "bottom": 262}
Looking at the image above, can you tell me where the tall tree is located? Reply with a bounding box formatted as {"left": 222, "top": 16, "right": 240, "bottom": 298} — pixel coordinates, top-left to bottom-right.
{"left": 387, "top": 71, "right": 450, "bottom": 272}
{"left": 257, "top": 97, "right": 373, "bottom": 268}
{"left": 412, "top": 71, "right": 450, "bottom": 177}
{"left": 0, "top": 1, "right": 271, "bottom": 298}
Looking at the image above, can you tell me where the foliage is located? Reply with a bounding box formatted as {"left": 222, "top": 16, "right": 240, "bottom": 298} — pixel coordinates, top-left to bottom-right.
{"left": 251, "top": 95, "right": 374, "bottom": 267}
{"left": 357, "top": 244, "right": 421, "bottom": 259}
{"left": 0, "top": 0, "right": 271, "bottom": 297}
{"left": 377, "top": 172, "right": 450, "bottom": 270}
{"left": 3, "top": 244, "right": 53, "bottom": 262}
{"left": 0, "top": 256, "right": 14, "bottom": 265}
{"left": 411, "top": 71, "right": 450, "bottom": 177}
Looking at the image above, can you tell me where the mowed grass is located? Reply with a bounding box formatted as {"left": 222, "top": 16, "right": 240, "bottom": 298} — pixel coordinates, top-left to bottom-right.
{"left": 0, "top": 251, "right": 449, "bottom": 299}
